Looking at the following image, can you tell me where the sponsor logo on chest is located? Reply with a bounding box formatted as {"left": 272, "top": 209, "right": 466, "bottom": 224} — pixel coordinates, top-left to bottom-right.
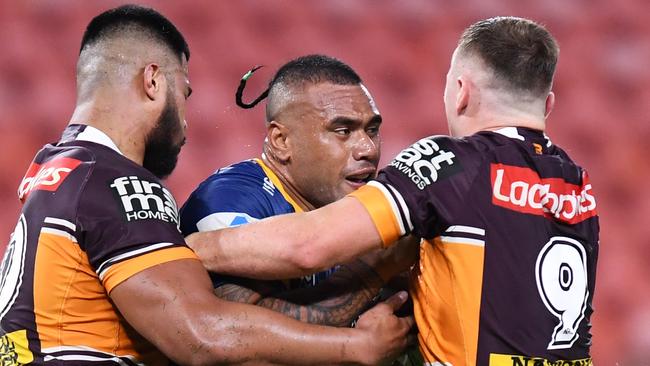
{"left": 18, "top": 157, "right": 83, "bottom": 202}
{"left": 110, "top": 176, "right": 180, "bottom": 229}
{"left": 389, "top": 137, "right": 458, "bottom": 190}
{"left": 491, "top": 164, "right": 596, "bottom": 224}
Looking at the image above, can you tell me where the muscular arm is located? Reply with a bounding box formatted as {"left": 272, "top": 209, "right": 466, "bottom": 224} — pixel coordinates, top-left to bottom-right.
{"left": 216, "top": 259, "right": 382, "bottom": 327}
{"left": 215, "top": 237, "right": 419, "bottom": 327}
{"left": 187, "top": 196, "right": 388, "bottom": 280}
{"left": 110, "top": 258, "right": 413, "bottom": 365}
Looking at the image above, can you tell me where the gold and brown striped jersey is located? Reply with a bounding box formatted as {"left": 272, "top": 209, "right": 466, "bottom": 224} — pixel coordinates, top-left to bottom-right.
{"left": 350, "top": 127, "right": 599, "bottom": 366}
{"left": 0, "top": 124, "right": 198, "bottom": 365}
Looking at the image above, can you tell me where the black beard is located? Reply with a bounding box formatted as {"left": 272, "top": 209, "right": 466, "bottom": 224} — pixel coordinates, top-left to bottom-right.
{"left": 142, "top": 97, "right": 184, "bottom": 179}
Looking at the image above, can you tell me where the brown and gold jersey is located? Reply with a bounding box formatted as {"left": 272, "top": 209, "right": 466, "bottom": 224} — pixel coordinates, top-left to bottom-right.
{"left": 351, "top": 127, "right": 599, "bottom": 366}
{"left": 0, "top": 125, "right": 197, "bottom": 365}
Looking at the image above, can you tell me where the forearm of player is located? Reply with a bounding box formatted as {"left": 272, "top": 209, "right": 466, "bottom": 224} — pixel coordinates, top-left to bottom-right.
{"left": 258, "top": 258, "right": 384, "bottom": 327}
{"left": 186, "top": 196, "right": 385, "bottom": 280}
{"left": 214, "top": 239, "right": 418, "bottom": 327}
{"left": 110, "top": 258, "right": 411, "bottom": 365}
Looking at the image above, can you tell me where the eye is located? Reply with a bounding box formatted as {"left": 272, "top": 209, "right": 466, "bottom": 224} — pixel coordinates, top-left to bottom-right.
{"left": 366, "top": 125, "right": 380, "bottom": 137}
{"left": 334, "top": 128, "right": 351, "bottom": 136}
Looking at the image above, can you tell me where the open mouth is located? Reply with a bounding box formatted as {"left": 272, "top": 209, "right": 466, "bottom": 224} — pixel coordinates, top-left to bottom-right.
{"left": 345, "top": 172, "right": 374, "bottom": 185}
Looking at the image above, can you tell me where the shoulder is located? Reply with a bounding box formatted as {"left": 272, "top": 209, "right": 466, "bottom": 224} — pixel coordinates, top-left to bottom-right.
{"left": 194, "top": 159, "right": 271, "bottom": 195}
{"left": 386, "top": 135, "right": 485, "bottom": 191}
{"left": 180, "top": 159, "right": 279, "bottom": 234}
{"left": 76, "top": 143, "right": 181, "bottom": 231}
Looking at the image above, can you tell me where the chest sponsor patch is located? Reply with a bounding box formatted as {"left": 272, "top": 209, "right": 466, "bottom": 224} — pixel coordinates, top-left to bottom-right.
{"left": 110, "top": 176, "right": 180, "bottom": 230}
{"left": 491, "top": 164, "right": 596, "bottom": 224}
{"left": 388, "top": 137, "right": 462, "bottom": 190}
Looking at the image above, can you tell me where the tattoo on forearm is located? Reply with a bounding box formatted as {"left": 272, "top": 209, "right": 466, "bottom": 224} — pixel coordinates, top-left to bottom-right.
{"left": 211, "top": 259, "right": 384, "bottom": 326}
{"left": 214, "top": 284, "right": 262, "bottom": 304}
{"left": 259, "top": 259, "right": 384, "bottom": 326}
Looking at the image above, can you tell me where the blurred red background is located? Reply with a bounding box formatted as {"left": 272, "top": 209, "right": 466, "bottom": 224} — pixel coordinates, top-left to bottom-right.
{"left": 1, "top": 1, "right": 648, "bottom": 364}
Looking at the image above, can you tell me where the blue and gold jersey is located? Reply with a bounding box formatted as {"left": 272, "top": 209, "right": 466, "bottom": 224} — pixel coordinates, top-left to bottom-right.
{"left": 180, "top": 158, "right": 335, "bottom": 288}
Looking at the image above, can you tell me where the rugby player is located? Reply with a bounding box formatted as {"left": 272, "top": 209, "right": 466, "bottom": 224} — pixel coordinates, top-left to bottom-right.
{"left": 180, "top": 54, "right": 418, "bottom": 326}
{"left": 188, "top": 17, "right": 600, "bottom": 365}
{"left": 0, "top": 5, "right": 413, "bottom": 365}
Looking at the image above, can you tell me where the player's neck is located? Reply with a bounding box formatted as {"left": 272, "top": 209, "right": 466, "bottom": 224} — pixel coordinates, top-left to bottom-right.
{"left": 459, "top": 112, "right": 546, "bottom": 136}
{"left": 69, "top": 99, "right": 147, "bottom": 166}
{"left": 260, "top": 153, "right": 316, "bottom": 212}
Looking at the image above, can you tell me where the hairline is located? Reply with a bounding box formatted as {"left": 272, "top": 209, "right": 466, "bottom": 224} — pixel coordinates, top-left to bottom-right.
{"left": 266, "top": 80, "right": 365, "bottom": 122}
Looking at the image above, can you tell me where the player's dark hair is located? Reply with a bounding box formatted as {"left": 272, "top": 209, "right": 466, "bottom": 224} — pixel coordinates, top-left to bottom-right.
{"left": 236, "top": 54, "right": 361, "bottom": 109}
{"left": 458, "top": 16, "right": 558, "bottom": 96}
{"left": 80, "top": 4, "right": 189, "bottom": 62}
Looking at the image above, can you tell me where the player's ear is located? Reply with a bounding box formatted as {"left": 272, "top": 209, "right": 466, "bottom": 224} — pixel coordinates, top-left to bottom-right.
{"left": 456, "top": 75, "right": 470, "bottom": 115}
{"left": 143, "top": 63, "right": 164, "bottom": 101}
{"left": 544, "top": 91, "right": 555, "bottom": 118}
{"left": 266, "top": 121, "right": 291, "bottom": 163}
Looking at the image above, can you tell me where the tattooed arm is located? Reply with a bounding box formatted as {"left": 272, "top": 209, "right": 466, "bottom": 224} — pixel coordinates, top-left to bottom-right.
{"left": 214, "top": 236, "right": 419, "bottom": 327}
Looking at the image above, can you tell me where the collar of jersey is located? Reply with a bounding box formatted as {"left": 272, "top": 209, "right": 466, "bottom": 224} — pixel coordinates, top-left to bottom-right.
{"left": 254, "top": 157, "right": 306, "bottom": 213}
{"left": 73, "top": 125, "right": 123, "bottom": 155}
{"left": 493, "top": 126, "right": 552, "bottom": 147}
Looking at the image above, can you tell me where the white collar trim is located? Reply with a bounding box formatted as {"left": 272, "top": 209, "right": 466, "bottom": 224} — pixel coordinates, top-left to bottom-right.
{"left": 493, "top": 127, "right": 525, "bottom": 141}
{"left": 75, "top": 126, "right": 123, "bottom": 155}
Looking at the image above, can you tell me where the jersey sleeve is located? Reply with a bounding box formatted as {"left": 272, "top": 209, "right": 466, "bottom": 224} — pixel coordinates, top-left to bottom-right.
{"left": 76, "top": 166, "right": 198, "bottom": 293}
{"left": 179, "top": 166, "right": 276, "bottom": 235}
{"left": 350, "top": 135, "right": 482, "bottom": 243}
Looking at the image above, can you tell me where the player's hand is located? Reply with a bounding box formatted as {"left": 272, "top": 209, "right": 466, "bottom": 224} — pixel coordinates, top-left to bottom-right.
{"left": 354, "top": 291, "right": 415, "bottom": 365}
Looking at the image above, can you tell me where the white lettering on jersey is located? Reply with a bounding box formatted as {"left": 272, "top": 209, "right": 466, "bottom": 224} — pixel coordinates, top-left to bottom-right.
{"left": 389, "top": 137, "right": 457, "bottom": 190}
{"left": 110, "top": 176, "right": 180, "bottom": 230}
{"left": 262, "top": 177, "right": 275, "bottom": 196}
{"left": 491, "top": 164, "right": 597, "bottom": 224}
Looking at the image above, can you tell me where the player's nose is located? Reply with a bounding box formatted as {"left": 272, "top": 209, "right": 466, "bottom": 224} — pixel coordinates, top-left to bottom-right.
{"left": 353, "top": 133, "right": 379, "bottom": 162}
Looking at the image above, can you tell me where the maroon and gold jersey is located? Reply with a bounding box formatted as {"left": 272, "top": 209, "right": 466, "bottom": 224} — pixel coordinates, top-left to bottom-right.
{"left": 351, "top": 127, "right": 598, "bottom": 366}
{"left": 0, "top": 125, "right": 198, "bottom": 365}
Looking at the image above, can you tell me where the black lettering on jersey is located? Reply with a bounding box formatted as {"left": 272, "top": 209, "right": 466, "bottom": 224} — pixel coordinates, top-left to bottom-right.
{"left": 110, "top": 176, "right": 180, "bottom": 230}
{"left": 389, "top": 137, "right": 462, "bottom": 190}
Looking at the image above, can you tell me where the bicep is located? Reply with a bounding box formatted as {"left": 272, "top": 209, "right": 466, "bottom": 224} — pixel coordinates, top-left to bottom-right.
{"left": 294, "top": 196, "right": 384, "bottom": 269}
{"left": 109, "top": 258, "right": 366, "bottom": 365}
{"left": 109, "top": 258, "right": 218, "bottom": 361}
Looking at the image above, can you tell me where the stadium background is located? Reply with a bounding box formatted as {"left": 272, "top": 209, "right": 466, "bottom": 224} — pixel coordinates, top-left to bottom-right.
{"left": 1, "top": 1, "right": 648, "bottom": 364}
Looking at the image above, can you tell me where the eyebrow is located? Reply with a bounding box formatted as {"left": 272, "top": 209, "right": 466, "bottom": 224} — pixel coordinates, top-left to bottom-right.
{"left": 329, "top": 114, "right": 382, "bottom": 127}
{"left": 367, "top": 115, "right": 383, "bottom": 125}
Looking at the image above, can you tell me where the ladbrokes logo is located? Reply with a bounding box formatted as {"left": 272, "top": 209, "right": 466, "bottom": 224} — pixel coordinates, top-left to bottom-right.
{"left": 18, "top": 157, "right": 82, "bottom": 202}
{"left": 491, "top": 164, "right": 597, "bottom": 224}
{"left": 110, "top": 176, "right": 180, "bottom": 230}
{"left": 389, "top": 137, "right": 461, "bottom": 190}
